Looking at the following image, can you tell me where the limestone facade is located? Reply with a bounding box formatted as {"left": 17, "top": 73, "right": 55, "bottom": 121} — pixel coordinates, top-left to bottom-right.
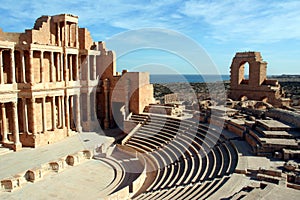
{"left": 0, "top": 14, "right": 154, "bottom": 151}
{"left": 229, "top": 52, "right": 290, "bottom": 107}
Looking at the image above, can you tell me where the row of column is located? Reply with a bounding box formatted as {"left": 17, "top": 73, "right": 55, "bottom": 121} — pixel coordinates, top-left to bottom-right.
{"left": 1, "top": 102, "right": 20, "bottom": 146}
{"left": 81, "top": 55, "right": 97, "bottom": 81}
{"left": 0, "top": 49, "right": 15, "bottom": 84}
{"left": 56, "top": 21, "right": 79, "bottom": 48}
{"left": 19, "top": 50, "right": 79, "bottom": 83}
{"left": 1, "top": 48, "right": 95, "bottom": 84}
{"left": 28, "top": 95, "right": 81, "bottom": 134}
{"left": 0, "top": 95, "right": 82, "bottom": 145}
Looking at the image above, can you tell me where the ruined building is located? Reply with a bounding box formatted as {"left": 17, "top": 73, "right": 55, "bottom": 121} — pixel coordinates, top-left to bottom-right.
{"left": 0, "top": 14, "right": 154, "bottom": 151}
{"left": 229, "top": 52, "right": 290, "bottom": 107}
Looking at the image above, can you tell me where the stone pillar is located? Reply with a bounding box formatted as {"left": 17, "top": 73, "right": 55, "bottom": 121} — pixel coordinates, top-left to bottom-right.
{"left": 75, "top": 95, "right": 82, "bottom": 132}
{"left": 78, "top": 55, "right": 81, "bottom": 80}
{"left": 86, "top": 92, "right": 91, "bottom": 124}
{"left": 40, "top": 51, "right": 44, "bottom": 83}
{"left": 86, "top": 55, "right": 90, "bottom": 81}
{"left": 103, "top": 79, "right": 110, "bottom": 129}
{"left": 93, "top": 55, "right": 96, "bottom": 80}
{"left": 125, "top": 79, "right": 130, "bottom": 117}
{"left": 20, "top": 50, "right": 26, "bottom": 83}
{"left": 69, "top": 55, "right": 73, "bottom": 81}
{"left": 12, "top": 102, "right": 21, "bottom": 150}
{"left": 42, "top": 97, "right": 47, "bottom": 133}
{"left": 51, "top": 97, "right": 56, "bottom": 131}
{"left": 58, "top": 96, "right": 62, "bottom": 128}
{"left": 65, "top": 96, "right": 70, "bottom": 135}
{"left": 75, "top": 54, "right": 79, "bottom": 81}
{"left": 0, "top": 50, "right": 3, "bottom": 84}
{"left": 10, "top": 49, "right": 16, "bottom": 83}
{"left": 1, "top": 103, "right": 8, "bottom": 143}
{"left": 50, "top": 51, "right": 55, "bottom": 82}
{"left": 64, "top": 21, "right": 67, "bottom": 46}
{"left": 69, "top": 23, "right": 72, "bottom": 47}
{"left": 64, "top": 53, "right": 68, "bottom": 81}
{"left": 29, "top": 98, "right": 36, "bottom": 134}
{"left": 22, "top": 98, "right": 28, "bottom": 134}
{"left": 69, "top": 95, "right": 74, "bottom": 130}
{"left": 29, "top": 50, "right": 34, "bottom": 83}
{"left": 57, "top": 22, "right": 61, "bottom": 46}
{"left": 56, "top": 53, "right": 60, "bottom": 81}
{"left": 61, "top": 96, "right": 65, "bottom": 128}
{"left": 60, "top": 53, "right": 64, "bottom": 81}
{"left": 75, "top": 24, "right": 79, "bottom": 48}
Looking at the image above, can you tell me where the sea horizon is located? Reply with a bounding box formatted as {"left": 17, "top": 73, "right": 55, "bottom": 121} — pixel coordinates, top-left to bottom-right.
{"left": 150, "top": 74, "right": 231, "bottom": 83}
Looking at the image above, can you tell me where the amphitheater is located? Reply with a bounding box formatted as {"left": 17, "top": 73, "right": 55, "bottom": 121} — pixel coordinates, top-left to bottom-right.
{"left": 1, "top": 14, "right": 300, "bottom": 199}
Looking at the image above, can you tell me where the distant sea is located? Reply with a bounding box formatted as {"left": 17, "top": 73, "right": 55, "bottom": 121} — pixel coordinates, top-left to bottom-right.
{"left": 150, "top": 74, "right": 230, "bottom": 84}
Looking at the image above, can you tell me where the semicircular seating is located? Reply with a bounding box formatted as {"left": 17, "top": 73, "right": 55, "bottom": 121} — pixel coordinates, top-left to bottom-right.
{"left": 118, "top": 114, "right": 239, "bottom": 199}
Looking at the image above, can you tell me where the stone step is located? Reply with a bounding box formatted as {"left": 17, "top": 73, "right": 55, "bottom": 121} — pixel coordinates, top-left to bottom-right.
{"left": 0, "top": 145, "right": 13, "bottom": 156}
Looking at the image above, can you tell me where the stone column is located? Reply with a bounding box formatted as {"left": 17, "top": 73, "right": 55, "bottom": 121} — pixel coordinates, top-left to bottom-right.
{"left": 69, "top": 55, "right": 73, "bottom": 81}
{"left": 20, "top": 50, "right": 26, "bottom": 83}
{"left": 69, "top": 23, "right": 72, "bottom": 47}
{"left": 86, "top": 93, "right": 91, "bottom": 124}
{"left": 51, "top": 97, "right": 56, "bottom": 131}
{"left": 22, "top": 98, "right": 28, "bottom": 134}
{"left": 64, "top": 21, "right": 67, "bottom": 46}
{"left": 56, "top": 52, "right": 61, "bottom": 81}
{"left": 125, "top": 79, "right": 130, "bottom": 117}
{"left": 40, "top": 51, "right": 44, "bottom": 83}
{"left": 74, "top": 54, "right": 78, "bottom": 81}
{"left": 60, "top": 53, "right": 64, "bottom": 81}
{"left": 1, "top": 103, "right": 8, "bottom": 143}
{"left": 103, "top": 79, "right": 110, "bottom": 129}
{"left": 92, "top": 55, "right": 96, "bottom": 80}
{"left": 78, "top": 55, "right": 81, "bottom": 80}
{"left": 58, "top": 96, "right": 62, "bottom": 128}
{"left": 0, "top": 50, "right": 3, "bottom": 84}
{"left": 61, "top": 96, "right": 65, "bottom": 128}
{"left": 64, "top": 53, "right": 68, "bottom": 81}
{"left": 75, "top": 24, "right": 79, "bottom": 48}
{"left": 69, "top": 95, "right": 73, "bottom": 130}
{"left": 75, "top": 95, "right": 82, "bottom": 132}
{"left": 50, "top": 51, "right": 55, "bottom": 82}
{"left": 29, "top": 98, "right": 36, "bottom": 134}
{"left": 10, "top": 49, "right": 16, "bottom": 83}
{"left": 12, "top": 102, "right": 21, "bottom": 149}
{"left": 57, "top": 22, "right": 61, "bottom": 46}
{"left": 65, "top": 95, "right": 70, "bottom": 132}
{"left": 29, "top": 50, "right": 34, "bottom": 83}
{"left": 42, "top": 97, "right": 46, "bottom": 133}
{"left": 86, "top": 55, "right": 90, "bottom": 81}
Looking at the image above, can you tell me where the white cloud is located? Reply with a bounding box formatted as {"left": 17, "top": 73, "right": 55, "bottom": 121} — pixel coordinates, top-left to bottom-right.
{"left": 180, "top": 0, "right": 300, "bottom": 43}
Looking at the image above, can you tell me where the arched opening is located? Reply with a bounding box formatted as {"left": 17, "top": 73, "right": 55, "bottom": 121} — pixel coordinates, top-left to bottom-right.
{"left": 239, "top": 61, "right": 250, "bottom": 85}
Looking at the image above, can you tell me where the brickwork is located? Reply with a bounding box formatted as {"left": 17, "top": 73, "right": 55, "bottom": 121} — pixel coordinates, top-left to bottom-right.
{"left": 229, "top": 52, "right": 290, "bottom": 107}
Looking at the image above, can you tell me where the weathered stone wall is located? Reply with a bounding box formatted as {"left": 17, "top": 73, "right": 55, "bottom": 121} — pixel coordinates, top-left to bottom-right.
{"left": 229, "top": 52, "right": 289, "bottom": 107}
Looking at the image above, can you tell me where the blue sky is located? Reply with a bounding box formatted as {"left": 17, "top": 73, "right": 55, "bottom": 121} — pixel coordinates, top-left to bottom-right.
{"left": 0, "top": 0, "right": 299, "bottom": 75}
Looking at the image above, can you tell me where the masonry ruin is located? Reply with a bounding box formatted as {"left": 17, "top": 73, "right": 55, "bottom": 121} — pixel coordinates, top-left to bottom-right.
{"left": 229, "top": 52, "right": 290, "bottom": 107}
{"left": 0, "top": 14, "right": 154, "bottom": 151}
